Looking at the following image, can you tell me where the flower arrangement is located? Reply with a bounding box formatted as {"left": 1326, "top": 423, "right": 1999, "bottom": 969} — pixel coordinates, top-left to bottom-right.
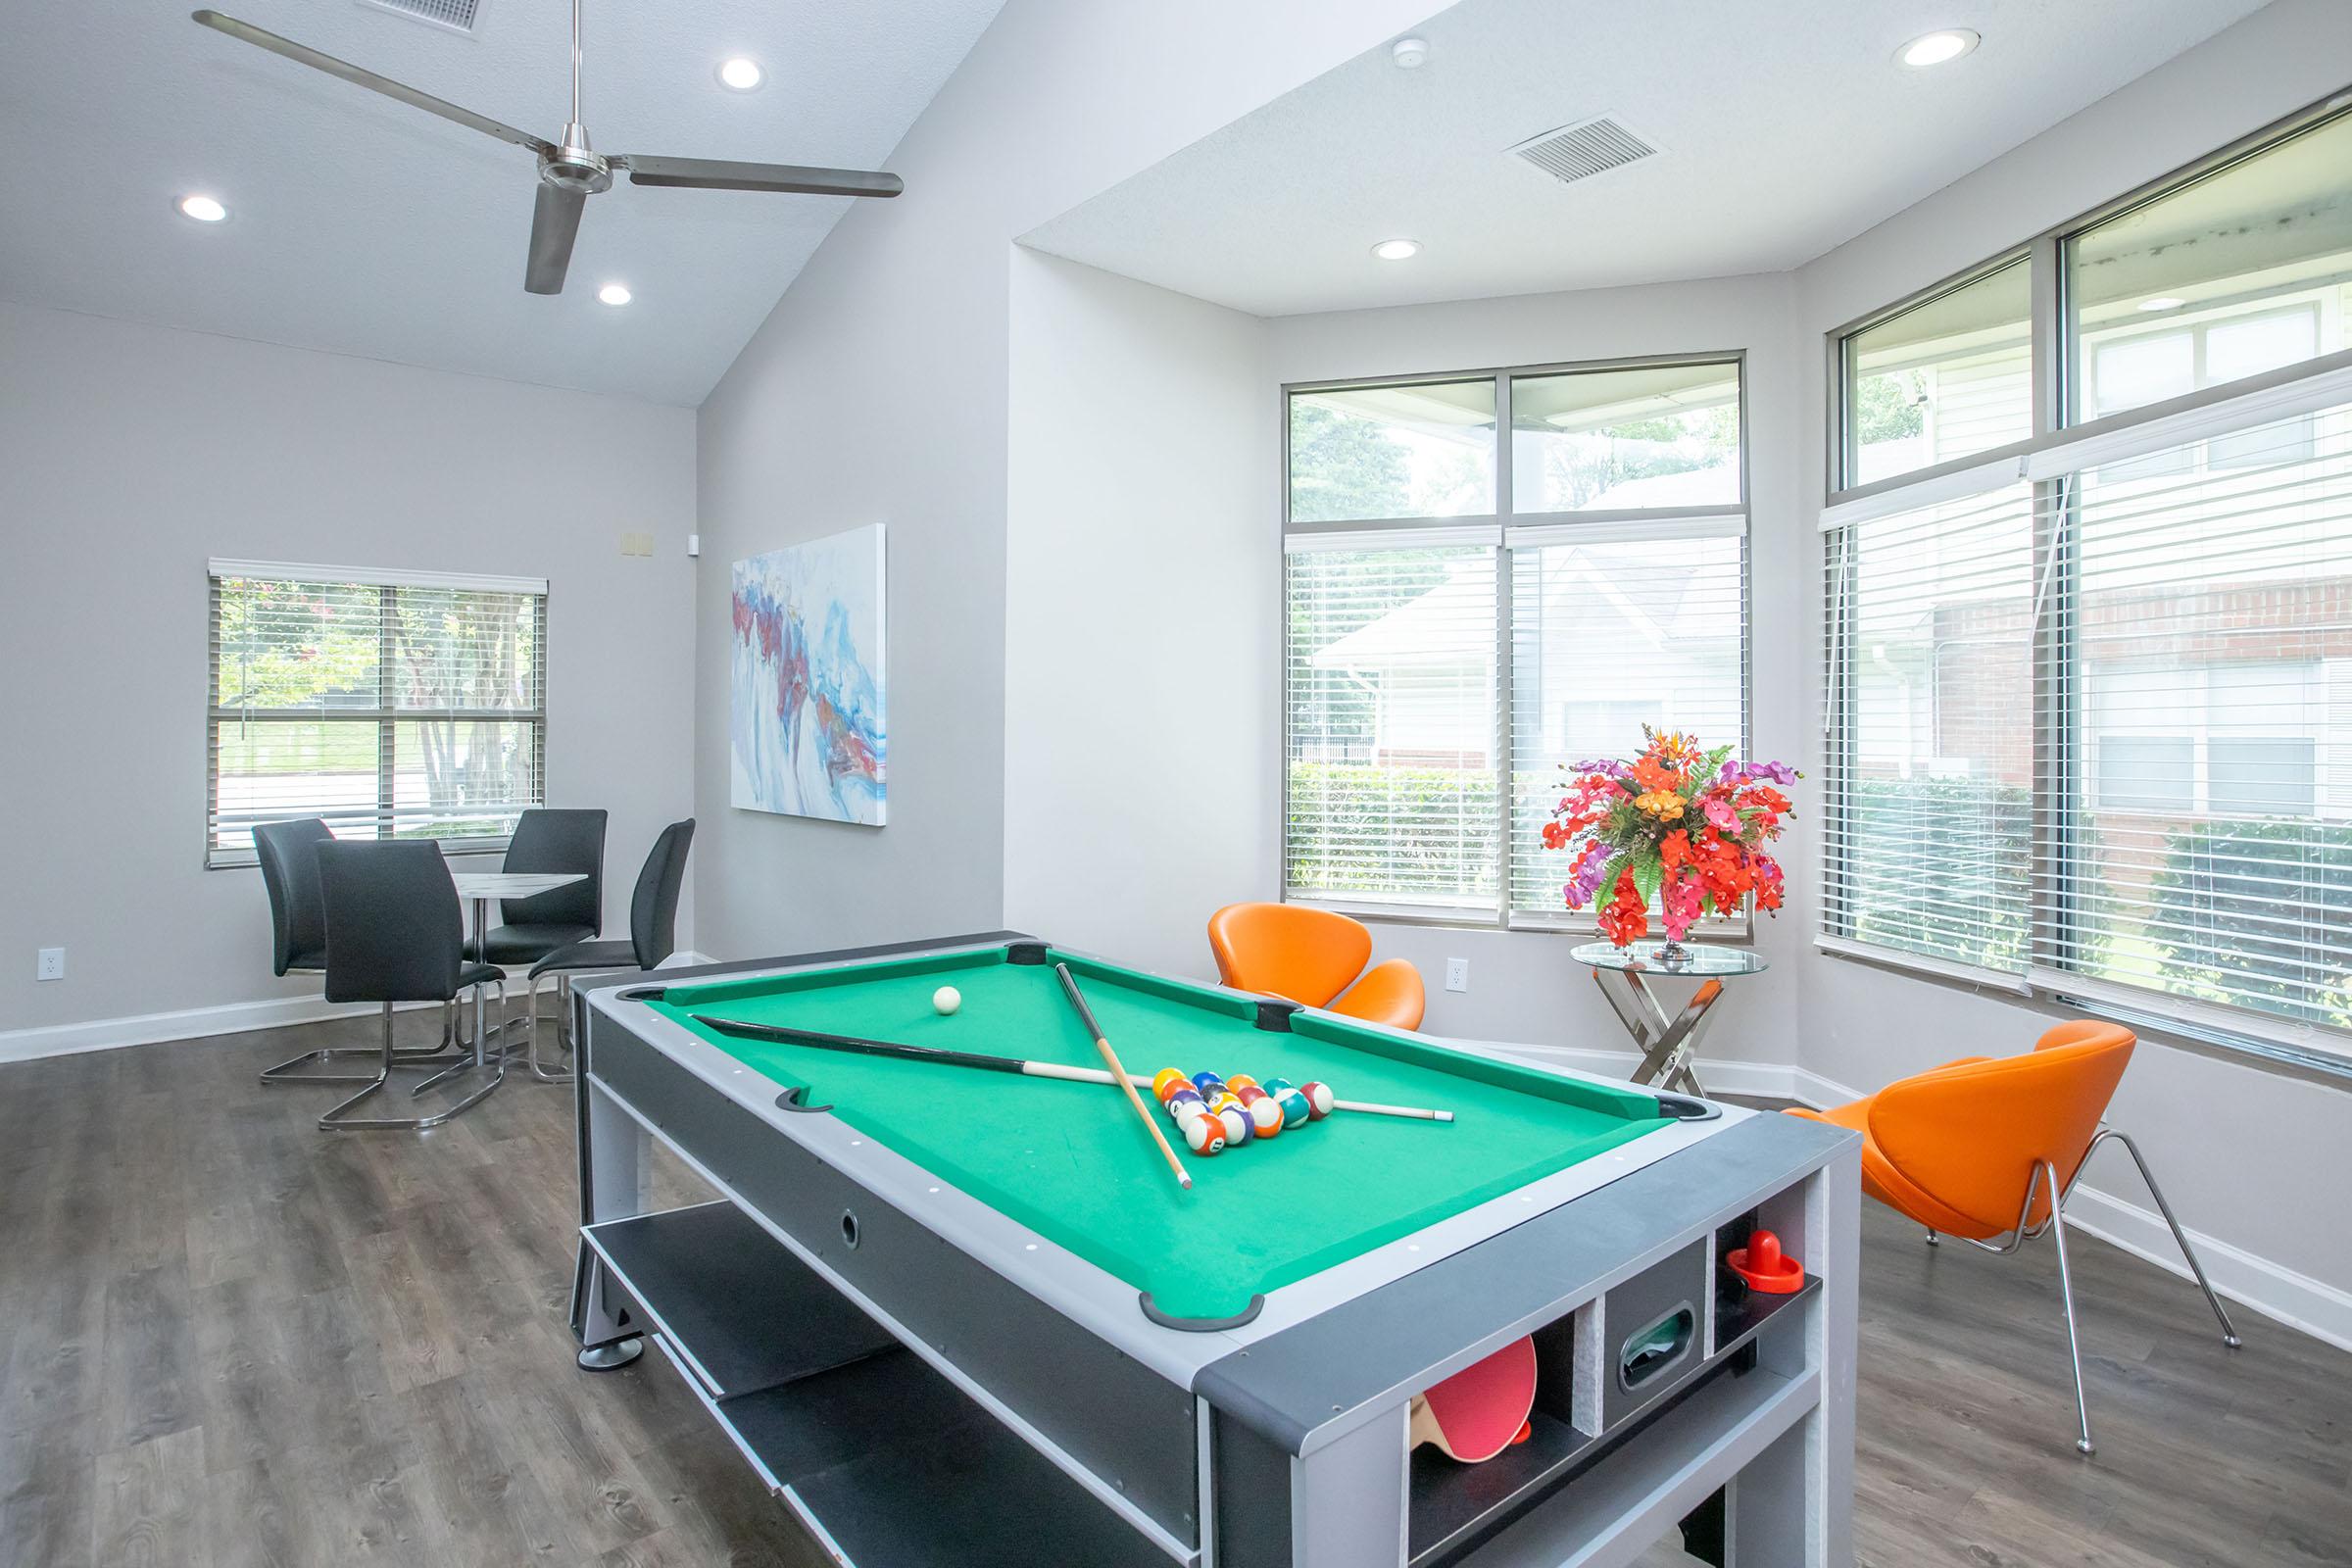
{"left": 1542, "top": 729, "right": 1797, "bottom": 951}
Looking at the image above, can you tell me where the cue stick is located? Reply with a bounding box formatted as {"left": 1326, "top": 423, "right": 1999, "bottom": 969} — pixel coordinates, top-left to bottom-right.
{"left": 686, "top": 1014, "right": 1455, "bottom": 1122}
{"left": 1053, "top": 963, "right": 1193, "bottom": 1192}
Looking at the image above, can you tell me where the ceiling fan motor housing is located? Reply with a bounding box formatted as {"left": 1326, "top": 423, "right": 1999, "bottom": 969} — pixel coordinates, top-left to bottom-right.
{"left": 541, "top": 122, "right": 613, "bottom": 195}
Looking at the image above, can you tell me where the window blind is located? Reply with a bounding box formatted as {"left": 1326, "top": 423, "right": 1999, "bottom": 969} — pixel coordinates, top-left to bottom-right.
{"left": 1821, "top": 480, "right": 2037, "bottom": 972}
{"left": 1507, "top": 516, "right": 1747, "bottom": 923}
{"left": 1284, "top": 532, "right": 1499, "bottom": 913}
{"left": 2030, "top": 398, "right": 2352, "bottom": 1043}
{"left": 207, "top": 563, "right": 548, "bottom": 866}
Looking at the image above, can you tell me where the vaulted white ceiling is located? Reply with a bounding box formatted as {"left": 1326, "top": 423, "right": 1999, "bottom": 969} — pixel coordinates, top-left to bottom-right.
{"left": 0, "top": 0, "right": 1004, "bottom": 405}
{"left": 1024, "top": 0, "right": 2277, "bottom": 317}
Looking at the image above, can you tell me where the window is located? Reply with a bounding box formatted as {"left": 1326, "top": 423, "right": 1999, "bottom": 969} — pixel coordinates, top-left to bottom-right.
{"left": 1284, "top": 537, "right": 1498, "bottom": 912}
{"left": 1283, "top": 359, "right": 1747, "bottom": 927}
{"left": 207, "top": 562, "right": 548, "bottom": 867}
{"left": 2068, "top": 109, "right": 2352, "bottom": 424}
{"left": 1841, "top": 256, "right": 2033, "bottom": 487}
{"left": 1287, "top": 380, "right": 1495, "bottom": 522}
{"left": 1510, "top": 362, "right": 1740, "bottom": 511}
{"left": 1508, "top": 519, "right": 1745, "bottom": 921}
{"left": 1827, "top": 99, "right": 2352, "bottom": 1061}
{"left": 2051, "top": 402, "right": 2352, "bottom": 1032}
{"left": 1821, "top": 484, "right": 2036, "bottom": 973}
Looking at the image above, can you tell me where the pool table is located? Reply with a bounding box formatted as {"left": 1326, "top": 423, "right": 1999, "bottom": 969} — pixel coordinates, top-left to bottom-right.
{"left": 567, "top": 933, "right": 1859, "bottom": 1568}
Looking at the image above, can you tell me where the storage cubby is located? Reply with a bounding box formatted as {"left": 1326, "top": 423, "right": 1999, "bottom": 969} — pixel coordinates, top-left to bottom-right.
{"left": 1405, "top": 1220, "right": 1822, "bottom": 1568}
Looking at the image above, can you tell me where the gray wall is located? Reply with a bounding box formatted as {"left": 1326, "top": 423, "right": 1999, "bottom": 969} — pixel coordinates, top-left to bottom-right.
{"left": 1790, "top": 0, "right": 2352, "bottom": 1317}
{"left": 1003, "top": 251, "right": 1275, "bottom": 978}
{"left": 689, "top": 0, "right": 1446, "bottom": 958}
{"left": 0, "top": 301, "right": 697, "bottom": 1043}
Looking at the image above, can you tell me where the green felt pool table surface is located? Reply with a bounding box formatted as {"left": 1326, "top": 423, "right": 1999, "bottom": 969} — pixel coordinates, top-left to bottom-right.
{"left": 642, "top": 946, "right": 1679, "bottom": 1323}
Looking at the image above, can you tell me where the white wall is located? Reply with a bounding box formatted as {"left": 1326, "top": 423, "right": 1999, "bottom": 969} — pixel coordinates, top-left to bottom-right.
{"left": 690, "top": 0, "right": 1449, "bottom": 959}
{"left": 1004, "top": 252, "right": 1275, "bottom": 977}
{"left": 1265, "top": 274, "right": 1807, "bottom": 1064}
{"left": 0, "top": 302, "right": 697, "bottom": 1048}
{"left": 1792, "top": 0, "right": 2352, "bottom": 1333}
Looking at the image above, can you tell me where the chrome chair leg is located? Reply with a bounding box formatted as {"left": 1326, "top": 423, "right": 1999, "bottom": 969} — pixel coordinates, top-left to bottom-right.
{"left": 1925, "top": 1229, "right": 1940, "bottom": 1246}
{"left": 320, "top": 997, "right": 505, "bottom": 1131}
{"left": 412, "top": 981, "right": 510, "bottom": 1098}
{"left": 524, "top": 972, "right": 576, "bottom": 1083}
{"left": 262, "top": 999, "right": 463, "bottom": 1085}
{"left": 2039, "top": 1160, "right": 2096, "bottom": 1456}
{"left": 2090, "top": 1129, "right": 2242, "bottom": 1348}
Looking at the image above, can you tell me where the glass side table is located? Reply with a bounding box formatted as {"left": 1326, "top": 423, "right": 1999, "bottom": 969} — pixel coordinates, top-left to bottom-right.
{"left": 1568, "top": 940, "right": 1768, "bottom": 1098}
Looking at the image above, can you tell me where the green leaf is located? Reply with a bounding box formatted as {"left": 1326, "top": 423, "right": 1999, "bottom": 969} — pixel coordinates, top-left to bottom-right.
{"left": 1631, "top": 848, "right": 1664, "bottom": 907}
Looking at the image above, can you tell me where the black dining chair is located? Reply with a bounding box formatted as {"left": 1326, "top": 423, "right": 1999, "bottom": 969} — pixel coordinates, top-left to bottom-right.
{"left": 472, "top": 808, "right": 608, "bottom": 968}
{"left": 252, "top": 818, "right": 456, "bottom": 1086}
{"left": 315, "top": 841, "right": 507, "bottom": 1131}
{"left": 522, "top": 819, "right": 695, "bottom": 1082}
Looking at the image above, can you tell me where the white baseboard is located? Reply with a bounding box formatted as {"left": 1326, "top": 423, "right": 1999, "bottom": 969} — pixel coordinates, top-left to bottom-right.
{"left": 0, "top": 951, "right": 721, "bottom": 1067}
{"left": 1477, "top": 1040, "right": 1802, "bottom": 1102}
{"left": 1787, "top": 1067, "right": 2352, "bottom": 1354}
{"left": 0, "top": 993, "right": 444, "bottom": 1064}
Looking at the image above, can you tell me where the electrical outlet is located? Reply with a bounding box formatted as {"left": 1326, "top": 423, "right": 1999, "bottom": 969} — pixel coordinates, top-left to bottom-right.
{"left": 36, "top": 948, "right": 65, "bottom": 982}
{"left": 1445, "top": 956, "right": 1469, "bottom": 993}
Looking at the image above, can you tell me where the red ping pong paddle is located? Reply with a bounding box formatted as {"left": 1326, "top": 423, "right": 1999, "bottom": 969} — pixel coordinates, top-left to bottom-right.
{"left": 1407, "top": 1335, "right": 1538, "bottom": 1463}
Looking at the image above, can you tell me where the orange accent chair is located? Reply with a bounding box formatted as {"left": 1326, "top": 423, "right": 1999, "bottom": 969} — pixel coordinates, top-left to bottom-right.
{"left": 1788, "top": 1020, "right": 2239, "bottom": 1454}
{"left": 1205, "top": 904, "right": 1426, "bottom": 1030}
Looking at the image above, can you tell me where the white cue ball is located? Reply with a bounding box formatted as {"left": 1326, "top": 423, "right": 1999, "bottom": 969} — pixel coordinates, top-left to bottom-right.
{"left": 932, "top": 986, "right": 962, "bottom": 1016}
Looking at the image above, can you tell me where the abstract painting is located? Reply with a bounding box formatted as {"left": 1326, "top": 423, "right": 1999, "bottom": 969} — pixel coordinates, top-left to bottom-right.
{"left": 729, "top": 525, "right": 887, "bottom": 824}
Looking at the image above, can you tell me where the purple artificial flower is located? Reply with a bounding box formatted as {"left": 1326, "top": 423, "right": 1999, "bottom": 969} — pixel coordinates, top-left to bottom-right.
{"left": 1718, "top": 758, "right": 1797, "bottom": 787}
{"left": 1563, "top": 844, "right": 1612, "bottom": 907}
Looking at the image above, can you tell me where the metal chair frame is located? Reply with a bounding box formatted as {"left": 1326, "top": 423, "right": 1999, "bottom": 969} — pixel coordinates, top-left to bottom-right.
{"left": 1923, "top": 1125, "right": 2240, "bottom": 1454}
{"left": 318, "top": 980, "right": 507, "bottom": 1132}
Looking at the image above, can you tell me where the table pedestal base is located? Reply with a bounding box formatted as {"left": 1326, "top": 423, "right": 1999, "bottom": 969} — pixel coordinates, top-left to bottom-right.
{"left": 1591, "top": 967, "right": 1723, "bottom": 1097}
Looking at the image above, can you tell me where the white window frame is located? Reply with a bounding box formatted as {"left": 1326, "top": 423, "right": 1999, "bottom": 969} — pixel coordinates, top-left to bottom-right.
{"left": 1821, "top": 89, "right": 2352, "bottom": 1076}
{"left": 206, "top": 559, "right": 550, "bottom": 869}
{"left": 1281, "top": 353, "right": 1752, "bottom": 934}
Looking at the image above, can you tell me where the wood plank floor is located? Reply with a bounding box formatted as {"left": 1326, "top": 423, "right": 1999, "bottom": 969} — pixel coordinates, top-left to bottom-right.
{"left": 2, "top": 1014, "right": 2346, "bottom": 1566}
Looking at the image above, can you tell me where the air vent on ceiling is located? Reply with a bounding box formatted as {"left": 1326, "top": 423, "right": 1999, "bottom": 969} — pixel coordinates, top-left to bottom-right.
{"left": 360, "top": 0, "right": 485, "bottom": 36}
{"left": 1509, "top": 117, "right": 1658, "bottom": 187}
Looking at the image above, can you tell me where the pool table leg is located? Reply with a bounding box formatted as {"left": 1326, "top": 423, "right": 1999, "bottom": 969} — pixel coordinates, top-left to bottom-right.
{"left": 569, "top": 1008, "right": 654, "bottom": 1371}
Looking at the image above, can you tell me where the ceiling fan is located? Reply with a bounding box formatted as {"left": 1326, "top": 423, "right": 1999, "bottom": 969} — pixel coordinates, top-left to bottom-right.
{"left": 189, "top": 4, "right": 904, "bottom": 296}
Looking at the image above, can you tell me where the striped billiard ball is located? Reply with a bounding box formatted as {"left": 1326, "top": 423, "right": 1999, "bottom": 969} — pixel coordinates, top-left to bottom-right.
{"left": 1300, "top": 1081, "right": 1335, "bottom": 1120}
{"left": 1215, "top": 1103, "right": 1252, "bottom": 1147}
{"left": 1236, "top": 1086, "right": 1283, "bottom": 1138}
{"left": 1179, "top": 1110, "right": 1226, "bottom": 1155}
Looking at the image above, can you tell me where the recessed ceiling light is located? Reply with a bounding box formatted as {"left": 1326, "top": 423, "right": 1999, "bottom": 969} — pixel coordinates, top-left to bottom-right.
{"left": 717, "top": 57, "right": 762, "bottom": 91}
{"left": 1897, "top": 28, "right": 1980, "bottom": 69}
{"left": 1372, "top": 238, "right": 1421, "bottom": 262}
{"left": 2137, "top": 296, "right": 2188, "bottom": 313}
{"left": 1391, "top": 36, "right": 1429, "bottom": 69}
{"left": 597, "top": 282, "right": 632, "bottom": 306}
{"left": 178, "top": 194, "right": 228, "bottom": 222}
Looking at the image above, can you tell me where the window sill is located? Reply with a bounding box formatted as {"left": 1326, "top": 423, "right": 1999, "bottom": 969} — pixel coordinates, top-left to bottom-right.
{"left": 1813, "top": 933, "right": 2352, "bottom": 1087}
{"left": 1286, "top": 895, "right": 1753, "bottom": 943}
{"left": 206, "top": 838, "right": 514, "bottom": 871}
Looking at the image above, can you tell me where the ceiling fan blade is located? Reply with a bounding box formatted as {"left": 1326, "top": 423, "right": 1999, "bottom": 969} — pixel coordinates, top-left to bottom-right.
{"left": 191, "top": 10, "right": 556, "bottom": 158}
{"left": 524, "top": 184, "right": 587, "bottom": 295}
{"left": 616, "top": 155, "right": 903, "bottom": 199}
